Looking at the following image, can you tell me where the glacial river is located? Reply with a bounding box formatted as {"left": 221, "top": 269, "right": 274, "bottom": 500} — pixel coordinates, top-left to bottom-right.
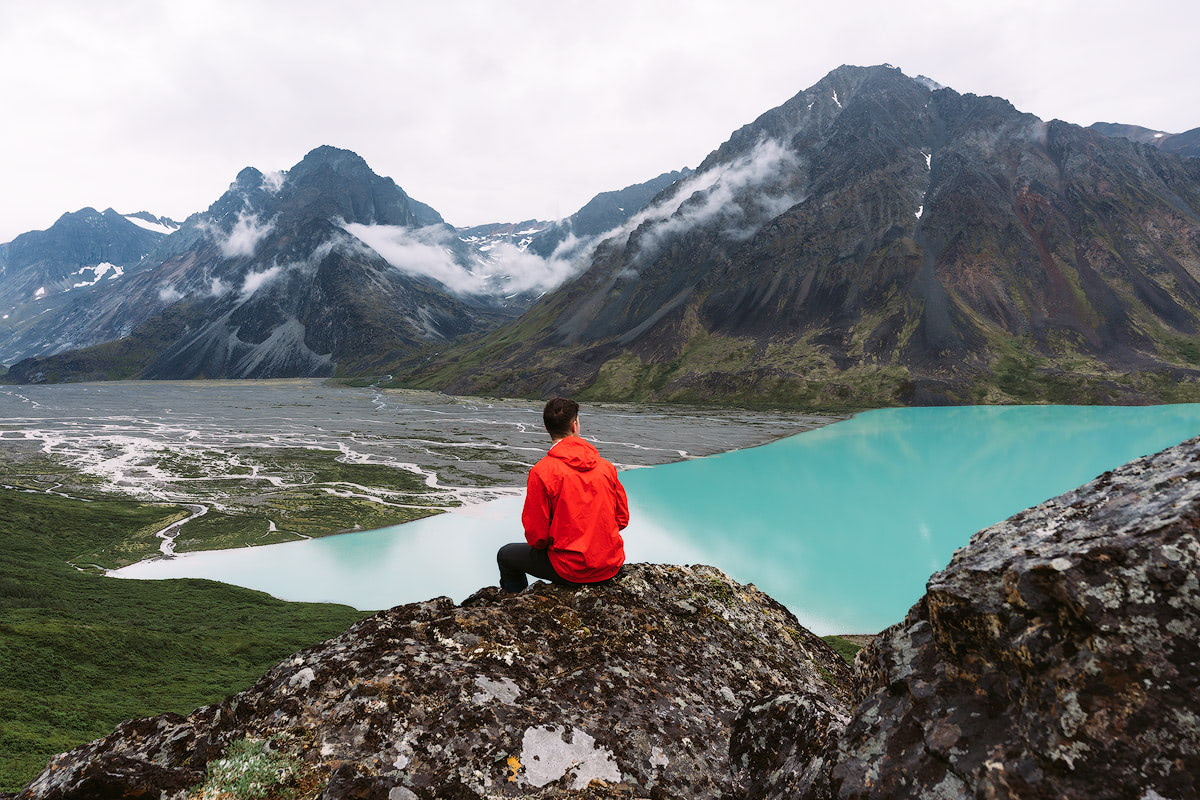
{"left": 108, "top": 400, "right": 1200, "bottom": 634}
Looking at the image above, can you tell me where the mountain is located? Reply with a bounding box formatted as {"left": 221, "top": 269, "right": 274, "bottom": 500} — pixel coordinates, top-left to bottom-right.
{"left": 4, "top": 147, "right": 504, "bottom": 381}
{"left": 0, "top": 208, "right": 178, "bottom": 363}
{"left": 395, "top": 64, "right": 1200, "bottom": 407}
{"left": 1091, "top": 121, "right": 1200, "bottom": 159}
{"left": 3, "top": 148, "right": 695, "bottom": 382}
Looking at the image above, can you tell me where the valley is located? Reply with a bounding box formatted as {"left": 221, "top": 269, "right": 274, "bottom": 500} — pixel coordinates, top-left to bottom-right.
{"left": 0, "top": 379, "right": 840, "bottom": 569}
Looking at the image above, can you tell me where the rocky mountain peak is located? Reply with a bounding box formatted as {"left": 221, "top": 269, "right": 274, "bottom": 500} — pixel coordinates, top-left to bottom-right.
{"left": 291, "top": 144, "right": 372, "bottom": 178}
{"left": 233, "top": 165, "right": 266, "bottom": 188}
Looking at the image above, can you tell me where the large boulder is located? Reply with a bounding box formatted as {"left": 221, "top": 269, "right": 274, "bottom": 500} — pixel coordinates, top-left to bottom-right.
{"left": 18, "top": 564, "right": 851, "bottom": 799}
{"left": 805, "top": 435, "right": 1200, "bottom": 799}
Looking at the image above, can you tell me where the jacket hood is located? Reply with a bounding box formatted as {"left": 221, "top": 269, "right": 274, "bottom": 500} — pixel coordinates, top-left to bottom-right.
{"left": 548, "top": 436, "right": 600, "bottom": 471}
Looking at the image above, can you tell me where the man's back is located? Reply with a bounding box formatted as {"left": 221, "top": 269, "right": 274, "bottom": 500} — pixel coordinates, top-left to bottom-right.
{"left": 522, "top": 436, "right": 629, "bottom": 582}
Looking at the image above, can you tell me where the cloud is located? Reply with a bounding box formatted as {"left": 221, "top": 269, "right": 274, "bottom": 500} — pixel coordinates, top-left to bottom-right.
{"left": 261, "top": 170, "right": 286, "bottom": 193}
{"left": 620, "top": 138, "right": 801, "bottom": 261}
{"left": 479, "top": 242, "right": 579, "bottom": 295}
{"left": 344, "top": 223, "right": 480, "bottom": 294}
{"left": 215, "top": 212, "right": 274, "bottom": 258}
{"left": 239, "top": 265, "right": 283, "bottom": 297}
{"left": 209, "top": 277, "right": 228, "bottom": 296}
{"left": 158, "top": 286, "right": 184, "bottom": 303}
{"left": 343, "top": 222, "right": 585, "bottom": 298}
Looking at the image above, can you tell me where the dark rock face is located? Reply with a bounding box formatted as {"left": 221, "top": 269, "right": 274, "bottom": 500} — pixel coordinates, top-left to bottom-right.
{"left": 0, "top": 208, "right": 170, "bottom": 365}
{"left": 756, "top": 434, "right": 1200, "bottom": 800}
{"left": 18, "top": 564, "right": 851, "bottom": 799}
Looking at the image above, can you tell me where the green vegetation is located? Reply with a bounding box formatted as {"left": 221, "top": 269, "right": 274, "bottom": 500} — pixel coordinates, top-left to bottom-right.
{"left": 192, "top": 737, "right": 300, "bottom": 800}
{"left": 822, "top": 635, "right": 864, "bottom": 664}
{"left": 0, "top": 489, "right": 366, "bottom": 792}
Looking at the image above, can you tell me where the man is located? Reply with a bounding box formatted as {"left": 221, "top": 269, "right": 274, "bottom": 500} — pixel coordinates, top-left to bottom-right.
{"left": 497, "top": 397, "right": 630, "bottom": 592}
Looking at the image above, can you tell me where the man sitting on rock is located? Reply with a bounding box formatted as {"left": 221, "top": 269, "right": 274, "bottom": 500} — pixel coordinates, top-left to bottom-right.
{"left": 497, "top": 397, "right": 630, "bottom": 592}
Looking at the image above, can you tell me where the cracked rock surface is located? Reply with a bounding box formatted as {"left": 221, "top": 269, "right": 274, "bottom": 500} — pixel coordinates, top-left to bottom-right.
{"left": 18, "top": 564, "right": 851, "bottom": 799}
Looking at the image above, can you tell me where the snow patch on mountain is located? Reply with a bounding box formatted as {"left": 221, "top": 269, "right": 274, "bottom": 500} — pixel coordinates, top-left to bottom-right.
{"left": 70, "top": 262, "right": 124, "bottom": 289}
{"left": 124, "top": 215, "right": 179, "bottom": 236}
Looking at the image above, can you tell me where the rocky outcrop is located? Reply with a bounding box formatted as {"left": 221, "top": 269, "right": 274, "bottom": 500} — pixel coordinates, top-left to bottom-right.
{"left": 753, "top": 434, "right": 1200, "bottom": 799}
{"left": 18, "top": 564, "right": 851, "bottom": 799}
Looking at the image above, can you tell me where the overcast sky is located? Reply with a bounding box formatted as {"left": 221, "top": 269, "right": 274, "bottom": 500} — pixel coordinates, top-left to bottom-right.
{"left": 1, "top": 0, "right": 1197, "bottom": 242}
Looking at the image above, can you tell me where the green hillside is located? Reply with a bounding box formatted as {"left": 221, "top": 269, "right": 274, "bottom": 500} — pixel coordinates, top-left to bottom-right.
{"left": 0, "top": 489, "right": 366, "bottom": 791}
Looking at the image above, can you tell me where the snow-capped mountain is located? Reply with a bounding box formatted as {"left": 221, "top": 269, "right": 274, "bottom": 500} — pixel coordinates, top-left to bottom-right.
{"left": 0, "top": 208, "right": 179, "bottom": 363}
{"left": 5, "top": 146, "right": 504, "bottom": 380}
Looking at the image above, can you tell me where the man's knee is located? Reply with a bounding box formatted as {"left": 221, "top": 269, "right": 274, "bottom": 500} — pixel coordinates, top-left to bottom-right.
{"left": 497, "top": 542, "right": 527, "bottom": 567}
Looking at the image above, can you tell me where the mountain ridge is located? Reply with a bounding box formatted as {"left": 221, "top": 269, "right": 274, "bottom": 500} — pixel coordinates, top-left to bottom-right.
{"left": 390, "top": 64, "right": 1200, "bottom": 407}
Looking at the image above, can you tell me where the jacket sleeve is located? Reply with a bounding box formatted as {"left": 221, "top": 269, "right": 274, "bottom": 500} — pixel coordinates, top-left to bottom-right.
{"left": 522, "top": 468, "right": 553, "bottom": 549}
{"left": 614, "top": 470, "right": 630, "bottom": 531}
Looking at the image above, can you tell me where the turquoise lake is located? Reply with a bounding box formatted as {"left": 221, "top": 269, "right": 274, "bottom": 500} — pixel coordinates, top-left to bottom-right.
{"left": 114, "top": 404, "right": 1200, "bottom": 634}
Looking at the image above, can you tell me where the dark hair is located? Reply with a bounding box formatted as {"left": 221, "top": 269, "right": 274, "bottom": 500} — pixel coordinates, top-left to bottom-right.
{"left": 543, "top": 397, "right": 579, "bottom": 437}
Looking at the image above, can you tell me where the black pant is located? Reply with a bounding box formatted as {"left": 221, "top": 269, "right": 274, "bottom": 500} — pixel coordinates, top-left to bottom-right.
{"left": 496, "top": 543, "right": 579, "bottom": 593}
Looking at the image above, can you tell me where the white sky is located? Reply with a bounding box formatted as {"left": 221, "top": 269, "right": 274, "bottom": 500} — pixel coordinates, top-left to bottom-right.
{"left": 1, "top": 0, "right": 1197, "bottom": 242}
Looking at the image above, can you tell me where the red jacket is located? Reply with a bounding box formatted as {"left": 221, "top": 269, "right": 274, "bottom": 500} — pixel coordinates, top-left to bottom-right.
{"left": 522, "top": 436, "right": 630, "bottom": 583}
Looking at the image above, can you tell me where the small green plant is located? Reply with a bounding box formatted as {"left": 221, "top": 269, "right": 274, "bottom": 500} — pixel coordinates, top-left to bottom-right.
{"left": 192, "top": 737, "right": 298, "bottom": 799}
{"left": 704, "top": 575, "right": 733, "bottom": 602}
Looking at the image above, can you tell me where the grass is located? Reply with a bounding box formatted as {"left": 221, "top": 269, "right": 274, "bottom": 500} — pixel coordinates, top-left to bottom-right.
{"left": 821, "top": 635, "right": 864, "bottom": 664}
{"left": 0, "top": 489, "right": 367, "bottom": 792}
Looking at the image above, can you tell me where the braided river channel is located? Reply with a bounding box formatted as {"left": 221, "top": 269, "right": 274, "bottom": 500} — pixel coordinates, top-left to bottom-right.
{"left": 6, "top": 381, "right": 1200, "bottom": 633}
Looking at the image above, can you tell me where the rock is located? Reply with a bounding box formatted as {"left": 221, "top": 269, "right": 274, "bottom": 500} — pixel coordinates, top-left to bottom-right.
{"left": 730, "top": 691, "right": 849, "bottom": 800}
{"left": 810, "top": 435, "right": 1200, "bottom": 799}
{"left": 17, "top": 564, "right": 851, "bottom": 799}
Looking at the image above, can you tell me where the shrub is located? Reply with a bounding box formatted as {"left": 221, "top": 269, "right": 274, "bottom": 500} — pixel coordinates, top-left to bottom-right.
{"left": 191, "top": 737, "right": 298, "bottom": 800}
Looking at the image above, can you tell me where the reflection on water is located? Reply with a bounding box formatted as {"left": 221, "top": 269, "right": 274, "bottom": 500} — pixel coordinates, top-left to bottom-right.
{"left": 115, "top": 404, "right": 1200, "bottom": 635}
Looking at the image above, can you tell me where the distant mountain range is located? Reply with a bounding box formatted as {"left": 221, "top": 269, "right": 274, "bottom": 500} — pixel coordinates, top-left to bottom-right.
{"left": 1090, "top": 121, "right": 1200, "bottom": 159}
{"left": 6, "top": 64, "right": 1200, "bottom": 408}
{"left": 2, "top": 148, "right": 686, "bottom": 381}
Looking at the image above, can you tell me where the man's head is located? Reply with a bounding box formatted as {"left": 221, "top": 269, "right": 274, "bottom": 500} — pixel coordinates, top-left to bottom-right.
{"left": 543, "top": 397, "right": 580, "bottom": 440}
